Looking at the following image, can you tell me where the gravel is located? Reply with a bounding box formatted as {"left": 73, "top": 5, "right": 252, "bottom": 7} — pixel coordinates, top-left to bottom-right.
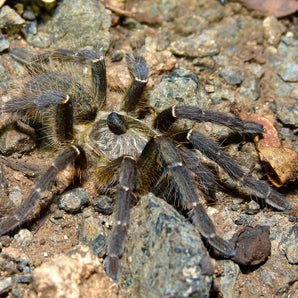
{"left": 0, "top": 0, "right": 297, "bottom": 297}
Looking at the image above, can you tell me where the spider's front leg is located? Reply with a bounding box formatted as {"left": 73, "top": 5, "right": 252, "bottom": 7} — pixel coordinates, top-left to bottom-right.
{"left": 122, "top": 54, "right": 149, "bottom": 112}
{"left": 150, "top": 136, "right": 236, "bottom": 257}
{"left": 48, "top": 49, "right": 107, "bottom": 109}
{"left": 0, "top": 95, "right": 81, "bottom": 235}
{"left": 105, "top": 156, "right": 137, "bottom": 281}
{"left": 10, "top": 48, "right": 107, "bottom": 111}
{"left": 154, "top": 105, "right": 264, "bottom": 134}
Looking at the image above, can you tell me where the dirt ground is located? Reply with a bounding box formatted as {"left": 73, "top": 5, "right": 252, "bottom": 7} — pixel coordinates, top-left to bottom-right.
{"left": 0, "top": 0, "right": 297, "bottom": 297}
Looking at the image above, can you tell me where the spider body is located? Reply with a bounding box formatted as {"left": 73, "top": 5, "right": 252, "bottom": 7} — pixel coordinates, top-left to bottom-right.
{"left": 0, "top": 49, "right": 291, "bottom": 281}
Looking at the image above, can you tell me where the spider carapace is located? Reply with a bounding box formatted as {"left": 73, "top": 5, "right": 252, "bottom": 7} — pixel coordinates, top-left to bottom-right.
{"left": 0, "top": 49, "right": 291, "bottom": 281}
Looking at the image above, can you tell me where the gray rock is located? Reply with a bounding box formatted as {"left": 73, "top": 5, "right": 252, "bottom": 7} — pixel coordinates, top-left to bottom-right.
{"left": 200, "top": 2, "right": 224, "bottom": 23}
{"left": 26, "top": 32, "right": 52, "bottom": 48}
{"left": 193, "top": 57, "right": 215, "bottom": 70}
{"left": 149, "top": 69, "right": 209, "bottom": 112}
{"left": 173, "top": 15, "right": 207, "bottom": 36}
{"left": 210, "top": 89, "right": 235, "bottom": 104}
{"left": 285, "top": 244, "right": 298, "bottom": 264}
{"left": 0, "top": 6, "right": 25, "bottom": 33}
{"left": 58, "top": 188, "right": 90, "bottom": 214}
{"left": 14, "top": 229, "right": 34, "bottom": 247}
{"left": 280, "top": 127, "right": 296, "bottom": 141}
{"left": 280, "top": 34, "right": 297, "bottom": 46}
{"left": 0, "top": 63, "right": 7, "bottom": 82}
{"left": 0, "top": 277, "right": 12, "bottom": 296}
{"left": 263, "top": 16, "right": 285, "bottom": 46}
{"left": 277, "top": 104, "right": 298, "bottom": 127}
{"left": 0, "top": 128, "right": 36, "bottom": 156}
{"left": 93, "top": 195, "right": 114, "bottom": 215}
{"left": 156, "top": 0, "right": 178, "bottom": 21}
{"left": 279, "top": 225, "right": 298, "bottom": 265}
{"left": 79, "top": 215, "right": 107, "bottom": 258}
{"left": 219, "top": 260, "right": 240, "bottom": 298}
{"left": 170, "top": 30, "right": 219, "bottom": 58}
{"left": 239, "top": 76, "right": 261, "bottom": 100}
{"left": 92, "top": 234, "right": 106, "bottom": 258}
{"left": 0, "top": 36, "right": 9, "bottom": 52}
{"left": 244, "top": 63, "right": 264, "bottom": 79}
{"left": 264, "top": 46, "right": 283, "bottom": 68}
{"left": 269, "top": 74, "right": 295, "bottom": 98}
{"left": 235, "top": 214, "right": 250, "bottom": 226}
{"left": 123, "top": 193, "right": 213, "bottom": 298}
{"left": 25, "top": 20, "right": 37, "bottom": 35}
{"left": 45, "top": 0, "right": 112, "bottom": 52}
{"left": 214, "top": 18, "right": 240, "bottom": 46}
{"left": 219, "top": 66, "right": 242, "bottom": 85}
{"left": 13, "top": 274, "right": 32, "bottom": 284}
{"left": 278, "top": 61, "right": 298, "bottom": 82}
{"left": 22, "top": 10, "right": 36, "bottom": 21}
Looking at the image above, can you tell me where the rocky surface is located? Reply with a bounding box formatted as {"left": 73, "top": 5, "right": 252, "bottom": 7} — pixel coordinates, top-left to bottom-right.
{"left": 0, "top": 0, "right": 297, "bottom": 297}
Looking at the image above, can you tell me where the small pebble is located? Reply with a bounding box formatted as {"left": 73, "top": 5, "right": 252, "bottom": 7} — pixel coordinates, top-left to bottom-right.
{"left": 14, "top": 229, "right": 33, "bottom": 247}
{"left": 93, "top": 195, "right": 114, "bottom": 215}
{"left": 231, "top": 225, "right": 271, "bottom": 266}
{"left": 0, "top": 36, "right": 9, "bottom": 52}
{"left": 219, "top": 66, "right": 242, "bottom": 85}
{"left": 263, "top": 16, "right": 285, "bottom": 46}
{"left": 58, "top": 188, "right": 89, "bottom": 214}
{"left": 285, "top": 244, "right": 298, "bottom": 264}
{"left": 277, "top": 104, "right": 298, "bottom": 127}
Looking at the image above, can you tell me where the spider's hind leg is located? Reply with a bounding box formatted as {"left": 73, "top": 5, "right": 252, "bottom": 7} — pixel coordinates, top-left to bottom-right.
{"left": 152, "top": 136, "right": 236, "bottom": 257}
{"left": 154, "top": 105, "right": 291, "bottom": 211}
{"left": 0, "top": 145, "right": 82, "bottom": 236}
{"left": 179, "top": 146, "right": 218, "bottom": 200}
{"left": 186, "top": 129, "right": 291, "bottom": 211}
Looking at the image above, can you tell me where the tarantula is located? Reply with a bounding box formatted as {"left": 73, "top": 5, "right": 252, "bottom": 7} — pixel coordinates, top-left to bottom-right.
{"left": 0, "top": 49, "right": 291, "bottom": 281}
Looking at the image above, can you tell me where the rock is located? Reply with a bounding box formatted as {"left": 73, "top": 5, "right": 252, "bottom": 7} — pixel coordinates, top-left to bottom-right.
{"left": 14, "top": 229, "right": 34, "bottom": 247}
{"left": 58, "top": 188, "right": 90, "bottom": 214}
{"left": 239, "top": 76, "right": 261, "bottom": 100}
{"left": 244, "top": 62, "right": 264, "bottom": 79}
{"left": 277, "top": 104, "right": 298, "bottom": 127}
{"left": 123, "top": 193, "right": 213, "bottom": 298}
{"left": 0, "top": 36, "right": 9, "bottom": 52}
{"left": 210, "top": 89, "right": 235, "bottom": 104}
{"left": 263, "top": 16, "right": 285, "bottom": 46}
{"left": 278, "top": 61, "right": 298, "bottom": 82}
{"left": 45, "top": 0, "right": 112, "bottom": 52}
{"left": 170, "top": 30, "right": 219, "bottom": 58}
{"left": 0, "top": 277, "right": 12, "bottom": 296}
{"left": 0, "top": 129, "right": 36, "bottom": 156}
{"left": 285, "top": 244, "right": 298, "bottom": 265}
{"left": 0, "top": 6, "right": 25, "bottom": 34}
{"left": 79, "top": 215, "right": 107, "bottom": 258}
{"left": 149, "top": 69, "right": 209, "bottom": 111}
{"left": 231, "top": 225, "right": 271, "bottom": 267}
{"left": 219, "top": 66, "right": 242, "bottom": 85}
{"left": 219, "top": 260, "right": 240, "bottom": 298}
{"left": 93, "top": 195, "right": 114, "bottom": 215}
{"left": 279, "top": 225, "right": 298, "bottom": 265}
{"left": 32, "top": 245, "right": 119, "bottom": 297}
{"left": 214, "top": 17, "right": 241, "bottom": 46}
